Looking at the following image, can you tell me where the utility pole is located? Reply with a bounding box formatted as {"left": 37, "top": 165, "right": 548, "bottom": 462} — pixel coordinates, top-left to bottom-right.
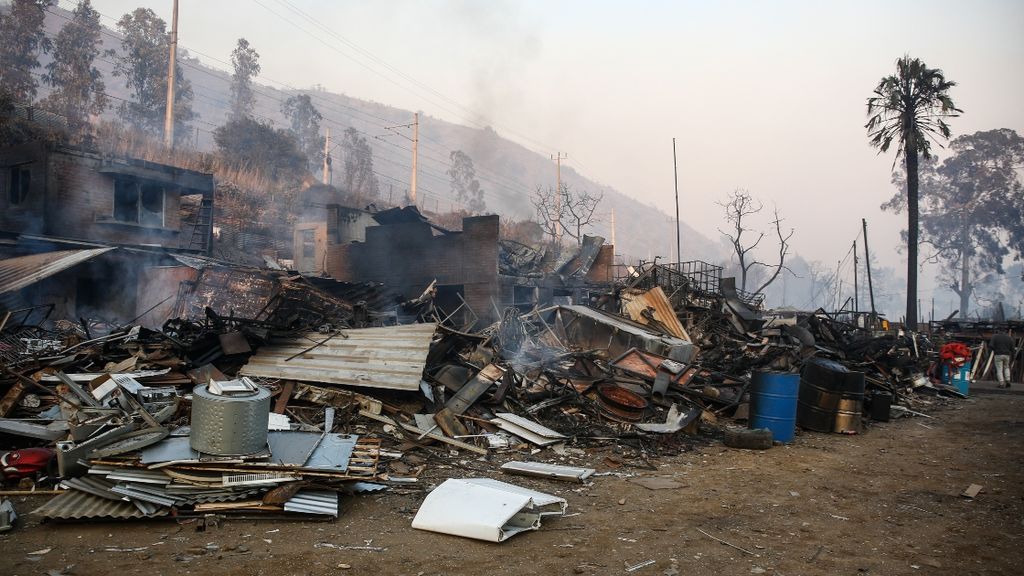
{"left": 322, "top": 128, "right": 330, "bottom": 185}
{"left": 853, "top": 240, "right": 859, "bottom": 313}
{"left": 672, "top": 138, "right": 681, "bottom": 264}
{"left": 862, "top": 218, "right": 877, "bottom": 316}
{"left": 835, "top": 259, "right": 842, "bottom": 313}
{"left": 162, "top": 0, "right": 179, "bottom": 148}
{"left": 410, "top": 112, "right": 418, "bottom": 205}
{"left": 551, "top": 152, "right": 567, "bottom": 244}
{"left": 610, "top": 208, "right": 616, "bottom": 248}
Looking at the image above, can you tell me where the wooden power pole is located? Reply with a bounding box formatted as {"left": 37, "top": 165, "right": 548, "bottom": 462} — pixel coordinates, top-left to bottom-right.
{"left": 862, "top": 218, "right": 876, "bottom": 316}
{"left": 410, "top": 112, "right": 418, "bottom": 205}
{"left": 163, "top": 0, "right": 178, "bottom": 149}
{"left": 322, "top": 128, "right": 330, "bottom": 185}
{"left": 610, "top": 208, "right": 616, "bottom": 248}
{"left": 853, "top": 240, "right": 859, "bottom": 313}
{"left": 672, "top": 137, "right": 681, "bottom": 264}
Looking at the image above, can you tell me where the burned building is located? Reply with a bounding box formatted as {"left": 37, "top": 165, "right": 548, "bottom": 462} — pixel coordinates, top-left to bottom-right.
{"left": 0, "top": 142, "right": 214, "bottom": 254}
{"left": 324, "top": 208, "right": 501, "bottom": 326}
{"left": 0, "top": 143, "right": 216, "bottom": 327}
{"left": 291, "top": 201, "right": 616, "bottom": 327}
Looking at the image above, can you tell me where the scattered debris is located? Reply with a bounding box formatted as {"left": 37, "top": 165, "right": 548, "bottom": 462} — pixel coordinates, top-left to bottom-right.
{"left": 411, "top": 478, "right": 567, "bottom": 542}
{"left": 960, "top": 483, "right": 983, "bottom": 499}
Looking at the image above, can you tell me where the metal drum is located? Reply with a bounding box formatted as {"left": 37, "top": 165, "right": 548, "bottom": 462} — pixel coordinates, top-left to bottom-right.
{"left": 797, "top": 358, "right": 864, "bottom": 434}
{"left": 190, "top": 384, "right": 271, "bottom": 455}
{"left": 749, "top": 371, "right": 799, "bottom": 443}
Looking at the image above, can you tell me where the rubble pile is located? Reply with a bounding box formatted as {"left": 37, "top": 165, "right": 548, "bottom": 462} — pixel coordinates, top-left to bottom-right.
{"left": 0, "top": 258, "right": 974, "bottom": 537}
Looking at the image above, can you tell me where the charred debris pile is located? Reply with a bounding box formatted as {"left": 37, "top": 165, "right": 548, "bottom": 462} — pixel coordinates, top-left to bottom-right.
{"left": 0, "top": 254, "right": 971, "bottom": 532}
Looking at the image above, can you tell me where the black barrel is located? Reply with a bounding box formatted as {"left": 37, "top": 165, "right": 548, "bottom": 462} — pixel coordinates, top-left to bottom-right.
{"left": 797, "top": 358, "right": 865, "bottom": 434}
{"left": 869, "top": 391, "right": 892, "bottom": 422}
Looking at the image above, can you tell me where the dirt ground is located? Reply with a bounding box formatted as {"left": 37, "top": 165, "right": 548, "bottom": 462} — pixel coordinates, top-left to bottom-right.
{"left": 2, "top": 389, "right": 1022, "bottom": 576}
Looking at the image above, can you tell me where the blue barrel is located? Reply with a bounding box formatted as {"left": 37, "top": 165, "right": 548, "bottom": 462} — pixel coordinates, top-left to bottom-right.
{"left": 749, "top": 371, "right": 799, "bottom": 443}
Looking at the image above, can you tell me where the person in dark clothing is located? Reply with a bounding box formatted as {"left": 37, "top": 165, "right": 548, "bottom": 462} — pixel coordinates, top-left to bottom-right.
{"left": 990, "top": 330, "right": 1015, "bottom": 388}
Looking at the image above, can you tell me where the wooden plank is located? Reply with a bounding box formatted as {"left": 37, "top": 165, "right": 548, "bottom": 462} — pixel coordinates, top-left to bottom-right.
{"left": 273, "top": 381, "right": 295, "bottom": 414}
{"left": 433, "top": 407, "right": 469, "bottom": 438}
{"left": 961, "top": 483, "right": 983, "bottom": 498}
{"left": 358, "top": 410, "right": 487, "bottom": 455}
{"left": 0, "top": 381, "right": 26, "bottom": 417}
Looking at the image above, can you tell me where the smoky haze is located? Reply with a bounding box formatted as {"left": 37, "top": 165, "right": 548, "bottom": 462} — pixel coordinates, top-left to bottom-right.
{"left": 82, "top": 0, "right": 1024, "bottom": 314}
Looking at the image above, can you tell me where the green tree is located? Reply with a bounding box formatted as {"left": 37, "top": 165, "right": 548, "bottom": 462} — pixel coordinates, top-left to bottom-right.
{"left": 41, "top": 0, "right": 108, "bottom": 141}
{"left": 113, "top": 8, "right": 194, "bottom": 140}
{"left": 885, "top": 129, "right": 1024, "bottom": 319}
{"left": 341, "top": 127, "right": 379, "bottom": 203}
{"left": 281, "top": 93, "right": 323, "bottom": 170}
{"left": 447, "top": 150, "right": 486, "bottom": 214}
{"left": 0, "top": 0, "right": 52, "bottom": 102}
{"left": 229, "top": 37, "right": 259, "bottom": 120}
{"left": 213, "top": 116, "right": 305, "bottom": 182}
{"left": 866, "top": 55, "right": 961, "bottom": 327}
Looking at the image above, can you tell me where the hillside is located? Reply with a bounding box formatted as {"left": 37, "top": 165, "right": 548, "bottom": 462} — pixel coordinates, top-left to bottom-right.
{"left": 35, "top": 6, "right": 723, "bottom": 264}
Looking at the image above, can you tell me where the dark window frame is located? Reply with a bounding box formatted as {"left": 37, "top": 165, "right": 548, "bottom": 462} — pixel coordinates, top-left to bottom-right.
{"left": 112, "top": 177, "right": 165, "bottom": 227}
{"left": 8, "top": 164, "right": 31, "bottom": 205}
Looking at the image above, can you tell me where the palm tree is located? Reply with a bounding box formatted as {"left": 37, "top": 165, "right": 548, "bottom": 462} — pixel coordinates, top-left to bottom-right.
{"left": 866, "top": 55, "right": 961, "bottom": 329}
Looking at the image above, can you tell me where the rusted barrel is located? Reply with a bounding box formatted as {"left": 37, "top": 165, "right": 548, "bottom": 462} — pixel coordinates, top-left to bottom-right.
{"left": 797, "top": 358, "right": 864, "bottom": 434}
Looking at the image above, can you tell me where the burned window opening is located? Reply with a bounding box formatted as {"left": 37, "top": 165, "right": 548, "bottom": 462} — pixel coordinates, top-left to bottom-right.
{"left": 113, "top": 177, "right": 165, "bottom": 226}
{"left": 301, "top": 229, "right": 316, "bottom": 258}
{"left": 8, "top": 164, "right": 31, "bottom": 205}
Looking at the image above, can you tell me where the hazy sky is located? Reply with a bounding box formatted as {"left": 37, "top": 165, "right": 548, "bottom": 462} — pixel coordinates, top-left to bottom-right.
{"left": 84, "top": 0, "right": 1024, "bottom": 301}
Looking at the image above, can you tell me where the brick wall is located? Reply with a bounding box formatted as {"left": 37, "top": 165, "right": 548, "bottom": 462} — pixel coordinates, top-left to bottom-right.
{"left": 586, "top": 245, "right": 614, "bottom": 284}
{"left": 0, "top": 143, "right": 199, "bottom": 248}
{"left": 326, "top": 214, "right": 501, "bottom": 323}
{"left": 0, "top": 142, "right": 48, "bottom": 234}
{"left": 48, "top": 150, "right": 183, "bottom": 246}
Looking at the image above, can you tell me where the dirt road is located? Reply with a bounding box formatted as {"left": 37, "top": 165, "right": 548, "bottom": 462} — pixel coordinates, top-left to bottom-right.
{"left": 3, "top": 391, "right": 1022, "bottom": 576}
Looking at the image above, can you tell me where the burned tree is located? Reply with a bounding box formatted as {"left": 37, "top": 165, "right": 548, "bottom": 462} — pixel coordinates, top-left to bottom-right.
{"left": 229, "top": 38, "right": 260, "bottom": 120}
{"left": 41, "top": 0, "right": 108, "bottom": 142}
{"left": 213, "top": 116, "right": 305, "bottom": 181}
{"left": 886, "top": 128, "right": 1024, "bottom": 319}
{"left": 0, "top": 0, "right": 52, "bottom": 103}
{"left": 447, "top": 150, "right": 486, "bottom": 214}
{"left": 282, "top": 94, "right": 323, "bottom": 171}
{"left": 341, "top": 127, "right": 379, "bottom": 203}
{"left": 114, "top": 8, "right": 194, "bottom": 139}
{"left": 530, "top": 185, "right": 562, "bottom": 247}
{"left": 530, "top": 184, "right": 602, "bottom": 248}
{"left": 560, "top": 185, "right": 602, "bottom": 246}
{"left": 718, "top": 188, "right": 793, "bottom": 295}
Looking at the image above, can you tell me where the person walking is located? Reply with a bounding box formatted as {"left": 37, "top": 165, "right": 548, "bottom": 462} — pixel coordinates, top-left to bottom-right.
{"left": 990, "top": 330, "right": 1015, "bottom": 388}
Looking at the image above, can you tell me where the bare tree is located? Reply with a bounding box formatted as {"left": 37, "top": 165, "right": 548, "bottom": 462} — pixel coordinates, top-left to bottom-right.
{"left": 530, "top": 185, "right": 562, "bottom": 246}
{"left": 560, "top": 184, "right": 603, "bottom": 246}
{"left": 718, "top": 188, "right": 793, "bottom": 294}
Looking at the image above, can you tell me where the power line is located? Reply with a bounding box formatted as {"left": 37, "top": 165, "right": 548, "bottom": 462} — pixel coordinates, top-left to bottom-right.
{"left": 40, "top": 2, "right": 535, "bottom": 211}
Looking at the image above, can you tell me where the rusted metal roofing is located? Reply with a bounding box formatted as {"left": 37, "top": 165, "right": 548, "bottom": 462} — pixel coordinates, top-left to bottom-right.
{"left": 239, "top": 323, "right": 438, "bottom": 391}
{"left": 32, "top": 489, "right": 169, "bottom": 520}
{"left": 621, "top": 286, "right": 691, "bottom": 341}
{"left": 0, "top": 248, "right": 115, "bottom": 295}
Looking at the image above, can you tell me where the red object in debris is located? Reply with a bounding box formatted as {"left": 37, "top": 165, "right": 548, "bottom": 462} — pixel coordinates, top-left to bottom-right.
{"left": 0, "top": 448, "right": 54, "bottom": 480}
{"left": 596, "top": 383, "right": 649, "bottom": 422}
{"left": 939, "top": 342, "right": 972, "bottom": 368}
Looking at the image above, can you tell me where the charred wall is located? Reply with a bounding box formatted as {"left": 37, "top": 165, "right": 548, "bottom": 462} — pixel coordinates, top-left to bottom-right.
{"left": 325, "top": 214, "right": 500, "bottom": 322}
{"left": 0, "top": 143, "right": 212, "bottom": 248}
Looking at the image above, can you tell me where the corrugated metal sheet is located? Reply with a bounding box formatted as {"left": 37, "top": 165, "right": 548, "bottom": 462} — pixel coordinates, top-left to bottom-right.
{"left": 32, "top": 490, "right": 170, "bottom": 520}
{"left": 284, "top": 489, "right": 339, "bottom": 516}
{"left": 240, "top": 323, "right": 437, "bottom": 391}
{"left": 621, "top": 287, "right": 691, "bottom": 341}
{"left": 0, "top": 248, "right": 115, "bottom": 295}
